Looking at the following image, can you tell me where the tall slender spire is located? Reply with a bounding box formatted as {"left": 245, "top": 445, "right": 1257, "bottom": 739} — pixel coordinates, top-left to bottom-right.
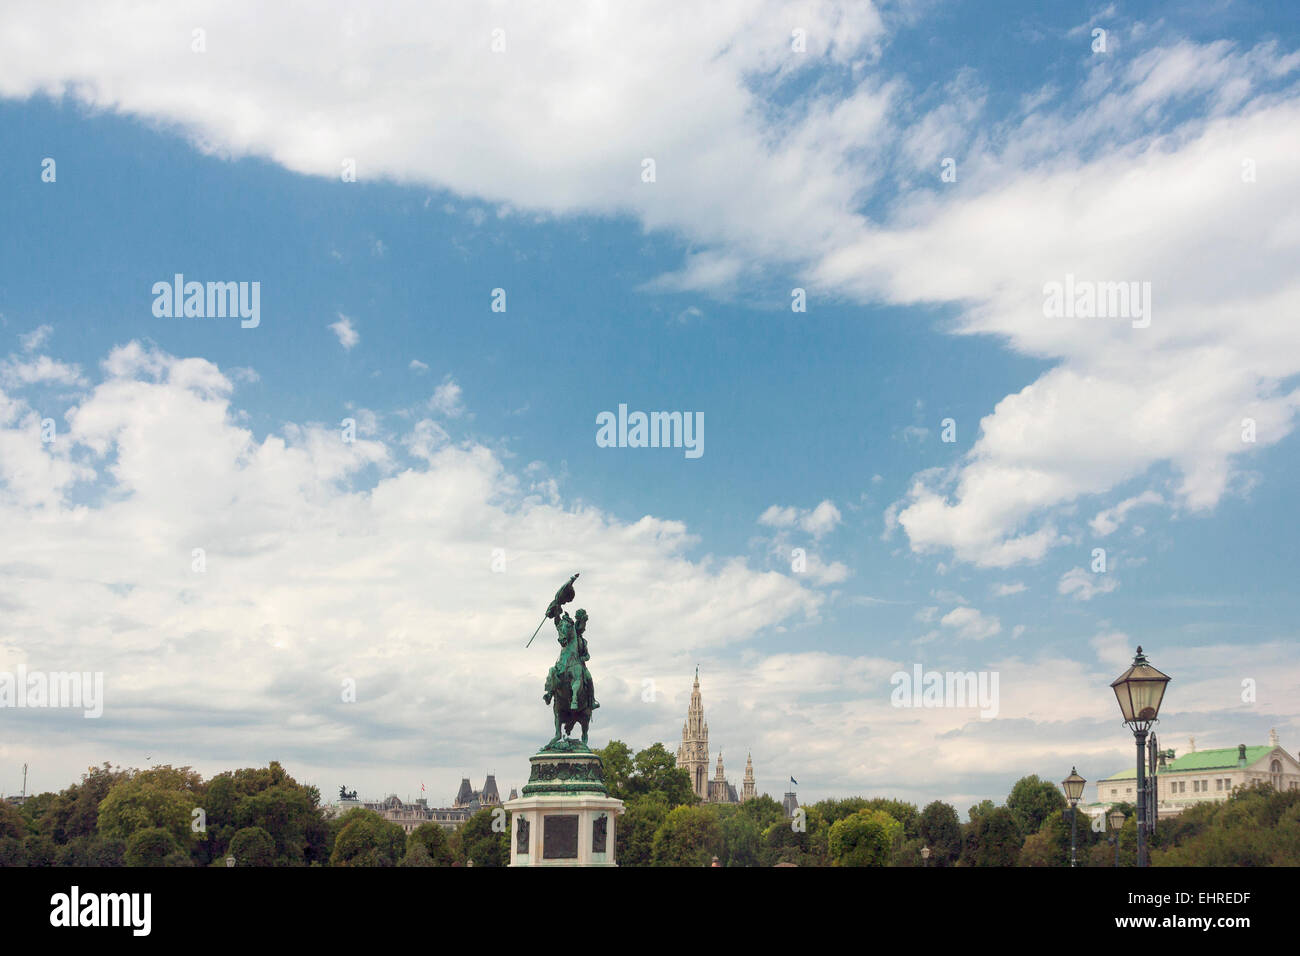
{"left": 742, "top": 752, "right": 756, "bottom": 802}
{"left": 676, "top": 669, "right": 710, "bottom": 801}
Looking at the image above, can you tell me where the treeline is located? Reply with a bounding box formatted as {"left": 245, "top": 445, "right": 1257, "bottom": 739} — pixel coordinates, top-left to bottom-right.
{"left": 597, "top": 741, "right": 1300, "bottom": 867}
{"left": 4, "top": 749, "right": 1297, "bottom": 866}
{"left": 0, "top": 761, "right": 506, "bottom": 867}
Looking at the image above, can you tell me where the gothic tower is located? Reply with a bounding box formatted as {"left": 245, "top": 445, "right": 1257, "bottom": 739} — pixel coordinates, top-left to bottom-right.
{"left": 742, "top": 752, "right": 755, "bottom": 803}
{"left": 676, "top": 667, "right": 710, "bottom": 800}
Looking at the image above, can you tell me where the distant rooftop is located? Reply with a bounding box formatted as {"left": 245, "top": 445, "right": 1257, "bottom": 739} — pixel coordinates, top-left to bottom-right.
{"left": 1099, "top": 744, "right": 1274, "bottom": 781}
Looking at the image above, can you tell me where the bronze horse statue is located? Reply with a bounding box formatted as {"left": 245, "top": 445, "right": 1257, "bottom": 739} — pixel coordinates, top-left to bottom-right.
{"left": 544, "top": 662, "right": 595, "bottom": 747}
{"left": 542, "top": 599, "right": 598, "bottom": 747}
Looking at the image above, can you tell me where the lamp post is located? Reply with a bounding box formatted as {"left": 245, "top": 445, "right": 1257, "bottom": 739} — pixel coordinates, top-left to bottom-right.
{"left": 1110, "top": 646, "right": 1171, "bottom": 867}
{"left": 1061, "top": 767, "right": 1086, "bottom": 867}
{"left": 1108, "top": 808, "right": 1125, "bottom": 868}
{"left": 921, "top": 845, "right": 930, "bottom": 867}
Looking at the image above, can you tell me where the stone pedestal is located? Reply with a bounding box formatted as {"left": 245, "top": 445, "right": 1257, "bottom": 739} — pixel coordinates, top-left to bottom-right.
{"left": 504, "top": 745, "right": 623, "bottom": 866}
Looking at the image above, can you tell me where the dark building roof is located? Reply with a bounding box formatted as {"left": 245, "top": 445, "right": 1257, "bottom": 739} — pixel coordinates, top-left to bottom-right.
{"left": 782, "top": 791, "right": 799, "bottom": 817}
{"left": 482, "top": 774, "right": 499, "bottom": 802}
{"left": 455, "top": 777, "right": 474, "bottom": 805}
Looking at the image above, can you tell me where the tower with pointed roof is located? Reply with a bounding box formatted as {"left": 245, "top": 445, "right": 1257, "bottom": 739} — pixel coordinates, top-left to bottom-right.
{"left": 742, "top": 753, "right": 756, "bottom": 803}
{"left": 677, "top": 667, "right": 710, "bottom": 800}
{"left": 676, "top": 669, "right": 741, "bottom": 803}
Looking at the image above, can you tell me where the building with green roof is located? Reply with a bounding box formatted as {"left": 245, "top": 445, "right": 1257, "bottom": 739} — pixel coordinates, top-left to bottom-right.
{"left": 1087, "top": 729, "right": 1300, "bottom": 820}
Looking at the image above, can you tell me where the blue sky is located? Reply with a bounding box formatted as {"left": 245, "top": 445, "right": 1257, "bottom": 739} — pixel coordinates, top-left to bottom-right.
{"left": 1, "top": 0, "right": 1298, "bottom": 813}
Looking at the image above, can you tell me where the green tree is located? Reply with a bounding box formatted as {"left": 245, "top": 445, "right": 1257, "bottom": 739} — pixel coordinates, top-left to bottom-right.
{"left": 0, "top": 801, "right": 26, "bottom": 842}
{"left": 98, "top": 774, "right": 198, "bottom": 846}
{"left": 627, "top": 744, "right": 696, "bottom": 807}
{"left": 918, "top": 801, "right": 962, "bottom": 866}
{"left": 234, "top": 784, "right": 316, "bottom": 864}
{"left": 595, "top": 740, "right": 635, "bottom": 800}
{"left": 963, "top": 806, "right": 1021, "bottom": 866}
{"left": 717, "top": 806, "right": 762, "bottom": 867}
{"left": 229, "top": 826, "right": 276, "bottom": 866}
{"left": 203, "top": 762, "right": 325, "bottom": 866}
{"left": 56, "top": 836, "right": 125, "bottom": 867}
{"left": 399, "top": 844, "right": 434, "bottom": 866}
{"left": 1018, "top": 808, "right": 1090, "bottom": 869}
{"left": 828, "top": 809, "right": 901, "bottom": 867}
{"left": 45, "top": 764, "right": 134, "bottom": 844}
{"left": 329, "top": 809, "right": 407, "bottom": 867}
{"left": 652, "top": 805, "right": 723, "bottom": 866}
{"left": 124, "top": 827, "right": 190, "bottom": 867}
{"left": 617, "top": 794, "right": 668, "bottom": 867}
{"left": 761, "top": 805, "right": 829, "bottom": 866}
{"left": 1152, "top": 783, "right": 1300, "bottom": 866}
{"left": 21, "top": 833, "right": 57, "bottom": 866}
{"left": 1007, "top": 775, "right": 1067, "bottom": 837}
{"left": 739, "top": 794, "right": 785, "bottom": 831}
{"left": 18, "top": 792, "right": 56, "bottom": 832}
{"left": 457, "top": 807, "right": 509, "bottom": 867}
{"left": 407, "top": 822, "right": 455, "bottom": 866}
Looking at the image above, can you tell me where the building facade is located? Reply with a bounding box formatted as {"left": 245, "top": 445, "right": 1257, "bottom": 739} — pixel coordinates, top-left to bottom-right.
{"left": 1089, "top": 730, "right": 1300, "bottom": 820}
{"left": 326, "top": 774, "right": 506, "bottom": 833}
{"left": 675, "top": 669, "right": 752, "bottom": 804}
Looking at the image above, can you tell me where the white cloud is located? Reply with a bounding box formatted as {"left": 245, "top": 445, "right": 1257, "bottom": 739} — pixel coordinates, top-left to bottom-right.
{"left": 799, "top": 553, "right": 851, "bottom": 586}
{"left": 0, "top": 353, "right": 86, "bottom": 389}
{"left": 409, "top": 359, "right": 429, "bottom": 373}
{"left": 1058, "top": 566, "right": 1119, "bottom": 601}
{"left": 993, "top": 581, "right": 1026, "bottom": 597}
{"left": 330, "top": 314, "right": 359, "bottom": 350}
{"left": 1091, "top": 490, "right": 1163, "bottom": 537}
{"left": 0, "top": 343, "right": 824, "bottom": 800}
{"left": 939, "top": 605, "right": 1002, "bottom": 640}
{"left": 758, "top": 505, "right": 798, "bottom": 529}
{"left": 0, "top": 0, "right": 889, "bottom": 305}
{"left": 429, "top": 377, "right": 465, "bottom": 418}
{"left": 759, "top": 499, "right": 841, "bottom": 539}
{"left": 1, "top": 9, "right": 1295, "bottom": 570}
{"left": 19, "top": 324, "right": 51, "bottom": 352}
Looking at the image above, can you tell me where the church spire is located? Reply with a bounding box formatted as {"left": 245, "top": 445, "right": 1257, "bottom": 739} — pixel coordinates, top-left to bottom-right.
{"left": 676, "top": 668, "right": 710, "bottom": 800}
{"left": 742, "top": 752, "right": 755, "bottom": 803}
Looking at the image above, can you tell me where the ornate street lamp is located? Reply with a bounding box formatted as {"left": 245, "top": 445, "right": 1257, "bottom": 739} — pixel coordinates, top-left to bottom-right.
{"left": 1108, "top": 808, "right": 1125, "bottom": 868}
{"left": 1110, "top": 646, "right": 1170, "bottom": 867}
{"left": 1061, "top": 767, "right": 1086, "bottom": 867}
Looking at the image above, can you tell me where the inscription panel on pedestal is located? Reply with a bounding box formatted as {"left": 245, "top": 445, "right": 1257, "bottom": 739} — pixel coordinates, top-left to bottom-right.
{"left": 543, "top": 814, "right": 579, "bottom": 859}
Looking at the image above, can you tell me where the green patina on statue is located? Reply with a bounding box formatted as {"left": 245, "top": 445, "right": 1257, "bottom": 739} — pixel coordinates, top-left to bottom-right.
{"left": 536, "top": 573, "right": 599, "bottom": 750}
